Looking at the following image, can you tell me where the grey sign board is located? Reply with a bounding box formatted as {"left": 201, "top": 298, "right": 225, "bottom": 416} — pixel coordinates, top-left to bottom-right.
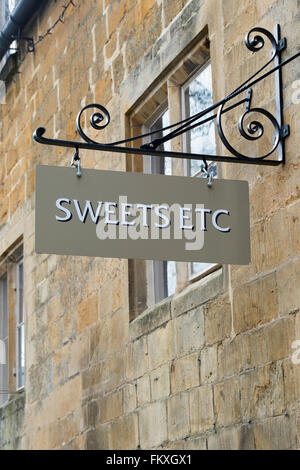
{"left": 35, "top": 165, "right": 250, "bottom": 264}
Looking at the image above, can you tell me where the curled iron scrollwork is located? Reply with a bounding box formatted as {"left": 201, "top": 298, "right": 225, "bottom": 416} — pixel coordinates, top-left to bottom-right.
{"left": 33, "top": 25, "right": 299, "bottom": 166}
{"left": 244, "top": 27, "right": 278, "bottom": 60}
{"left": 214, "top": 26, "right": 282, "bottom": 160}
{"left": 76, "top": 104, "right": 111, "bottom": 144}
{"left": 216, "top": 100, "right": 280, "bottom": 160}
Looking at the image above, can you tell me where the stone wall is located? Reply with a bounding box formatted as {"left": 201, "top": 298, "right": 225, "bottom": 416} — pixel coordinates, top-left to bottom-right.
{"left": 0, "top": 394, "right": 25, "bottom": 450}
{"left": 0, "top": 0, "right": 299, "bottom": 450}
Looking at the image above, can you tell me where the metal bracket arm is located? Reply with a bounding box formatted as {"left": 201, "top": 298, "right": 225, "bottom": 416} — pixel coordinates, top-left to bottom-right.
{"left": 34, "top": 25, "right": 300, "bottom": 167}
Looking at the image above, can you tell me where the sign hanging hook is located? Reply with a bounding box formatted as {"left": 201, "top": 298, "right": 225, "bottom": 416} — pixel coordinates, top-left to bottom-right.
{"left": 70, "top": 146, "right": 81, "bottom": 177}
{"left": 200, "top": 159, "right": 213, "bottom": 187}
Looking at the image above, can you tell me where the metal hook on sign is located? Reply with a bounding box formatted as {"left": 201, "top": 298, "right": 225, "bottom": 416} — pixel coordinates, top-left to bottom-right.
{"left": 71, "top": 146, "right": 81, "bottom": 177}
{"left": 200, "top": 159, "right": 213, "bottom": 187}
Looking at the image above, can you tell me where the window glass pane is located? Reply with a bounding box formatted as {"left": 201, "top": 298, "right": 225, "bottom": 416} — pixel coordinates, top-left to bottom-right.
{"left": 0, "top": 276, "right": 8, "bottom": 338}
{"left": 162, "top": 110, "right": 171, "bottom": 175}
{"left": 167, "top": 261, "right": 176, "bottom": 296}
{"left": 184, "top": 64, "right": 217, "bottom": 278}
{"left": 162, "top": 109, "right": 171, "bottom": 154}
{"left": 16, "top": 259, "right": 25, "bottom": 389}
{"left": 185, "top": 63, "right": 216, "bottom": 176}
{"left": 148, "top": 109, "right": 170, "bottom": 174}
{"left": 144, "top": 109, "right": 176, "bottom": 303}
{"left": 8, "top": 0, "right": 17, "bottom": 12}
{"left": 190, "top": 262, "right": 214, "bottom": 277}
{"left": 0, "top": 346, "right": 8, "bottom": 405}
{"left": 17, "top": 323, "right": 25, "bottom": 388}
{"left": 18, "top": 261, "right": 24, "bottom": 324}
{"left": 0, "top": 275, "right": 8, "bottom": 406}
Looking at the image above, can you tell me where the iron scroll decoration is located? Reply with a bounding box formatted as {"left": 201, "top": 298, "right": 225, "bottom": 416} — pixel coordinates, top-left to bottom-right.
{"left": 34, "top": 25, "right": 300, "bottom": 167}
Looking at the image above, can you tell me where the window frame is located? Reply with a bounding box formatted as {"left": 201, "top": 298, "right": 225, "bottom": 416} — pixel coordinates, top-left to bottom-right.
{"left": 127, "top": 31, "right": 224, "bottom": 319}
{"left": 142, "top": 104, "right": 177, "bottom": 306}
{"left": 15, "top": 258, "right": 25, "bottom": 391}
{"left": 181, "top": 60, "right": 217, "bottom": 176}
{"left": 0, "top": 241, "right": 24, "bottom": 405}
{"left": 0, "top": 272, "right": 9, "bottom": 407}
{"left": 181, "top": 60, "right": 221, "bottom": 282}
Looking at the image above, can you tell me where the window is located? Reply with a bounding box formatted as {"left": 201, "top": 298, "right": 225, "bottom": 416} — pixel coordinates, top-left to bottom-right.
{"left": 16, "top": 259, "right": 25, "bottom": 390}
{"left": 143, "top": 108, "right": 176, "bottom": 306}
{"left": 0, "top": 243, "right": 24, "bottom": 406}
{"left": 182, "top": 62, "right": 220, "bottom": 280}
{"left": 127, "top": 32, "right": 222, "bottom": 319}
{"left": 0, "top": 274, "right": 8, "bottom": 406}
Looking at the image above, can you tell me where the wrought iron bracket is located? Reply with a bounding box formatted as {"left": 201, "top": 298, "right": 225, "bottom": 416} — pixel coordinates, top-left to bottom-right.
{"left": 34, "top": 25, "right": 300, "bottom": 167}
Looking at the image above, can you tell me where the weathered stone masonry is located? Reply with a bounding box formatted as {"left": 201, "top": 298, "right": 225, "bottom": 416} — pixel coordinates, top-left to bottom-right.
{"left": 0, "top": 0, "right": 299, "bottom": 449}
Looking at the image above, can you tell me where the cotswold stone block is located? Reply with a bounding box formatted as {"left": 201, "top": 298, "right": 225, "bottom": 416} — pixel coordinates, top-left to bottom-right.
{"left": 86, "top": 424, "right": 111, "bottom": 450}
{"left": 283, "top": 359, "right": 300, "bottom": 407}
{"left": 207, "top": 424, "right": 255, "bottom": 450}
{"left": 204, "top": 295, "right": 232, "bottom": 345}
{"left": 101, "top": 352, "right": 126, "bottom": 393}
{"left": 200, "top": 345, "right": 218, "bottom": 383}
{"left": 126, "top": 336, "right": 149, "bottom": 380}
{"left": 241, "top": 364, "right": 285, "bottom": 421}
{"left": 217, "top": 335, "right": 245, "bottom": 378}
{"left": 254, "top": 415, "right": 297, "bottom": 450}
{"left": 288, "top": 201, "right": 300, "bottom": 256}
{"left": 122, "top": 383, "right": 137, "bottom": 414}
{"left": 69, "top": 333, "right": 89, "bottom": 377}
{"left": 277, "top": 259, "right": 300, "bottom": 316}
{"left": 167, "top": 393, "right": 190, "bottom": 441}
{"left": 58, "top": 411, "right": 80, "bottom": 447}
{"left": 110, "top": 413, "right": 139, "bottom": 450}
{"left": 175, "top": 306, "right": 204, "bottom": 356}
{"left": 100, "top": 390, "right": 123, "bottom": 423}
{"left": 91, "top": 309, "right": 128, "bottom": 362}
{"left": 189, "top": 385, "right": 214, "bottom": 433}
{"left": 171, "top": 353, "right": 200, "bottom": 393}
{"left": 137, "top": 375, "right": 151, "bottom": 406}
{"left": 139, "top": 402, "right": 167, "bottom": 448}
{"left": 264, "top": 210, "right": 290, "bottom": 270}
{"left": 86, "top": 400, "right": 99, "bottom": 429}
{"left": 214, "top": 379, "right": 241, "bottom": 427}
{"left": 265, "top": 317, "right": 295, "bottom": 363}
{"left": 77, "top": 293, "right": 98, "bottom": 333}
{"left": 233, "top": 274, "right": 278, "bottom": 333}
{"left": 56, "top": 375, "right": 81, "bottom": 420}
{"left": 150, "top": 364, "right": 170, "bottom": 401}
{"left": 148, "top": 322, "right": 175, "bottom": 370}
{"left": 242, "top": 328, "right": 268, "bottom": 369}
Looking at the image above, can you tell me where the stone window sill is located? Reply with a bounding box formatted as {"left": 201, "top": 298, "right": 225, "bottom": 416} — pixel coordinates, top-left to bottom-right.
{"left": 130, "top": 267, "right": 224, "bottom": 341}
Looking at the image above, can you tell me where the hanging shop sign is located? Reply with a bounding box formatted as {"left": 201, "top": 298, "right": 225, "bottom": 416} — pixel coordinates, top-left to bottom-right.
{"left": 35, "top": 165, "right": 250, "bottom": 264}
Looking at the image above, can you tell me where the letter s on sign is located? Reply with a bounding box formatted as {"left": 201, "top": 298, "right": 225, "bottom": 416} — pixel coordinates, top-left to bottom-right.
{"left": 56, "top": 198, "right": 72, "bottom": 222}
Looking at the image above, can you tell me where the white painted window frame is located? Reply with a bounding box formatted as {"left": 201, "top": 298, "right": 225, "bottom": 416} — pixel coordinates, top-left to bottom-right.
{"left": 181, "top": 61, "right": 221, "bottom": 282}
{"left": 15, "top": 258, "right": 25, "bottom": 391}
{"left": 0, "top": 273, "right": 8, "bottom": 407}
